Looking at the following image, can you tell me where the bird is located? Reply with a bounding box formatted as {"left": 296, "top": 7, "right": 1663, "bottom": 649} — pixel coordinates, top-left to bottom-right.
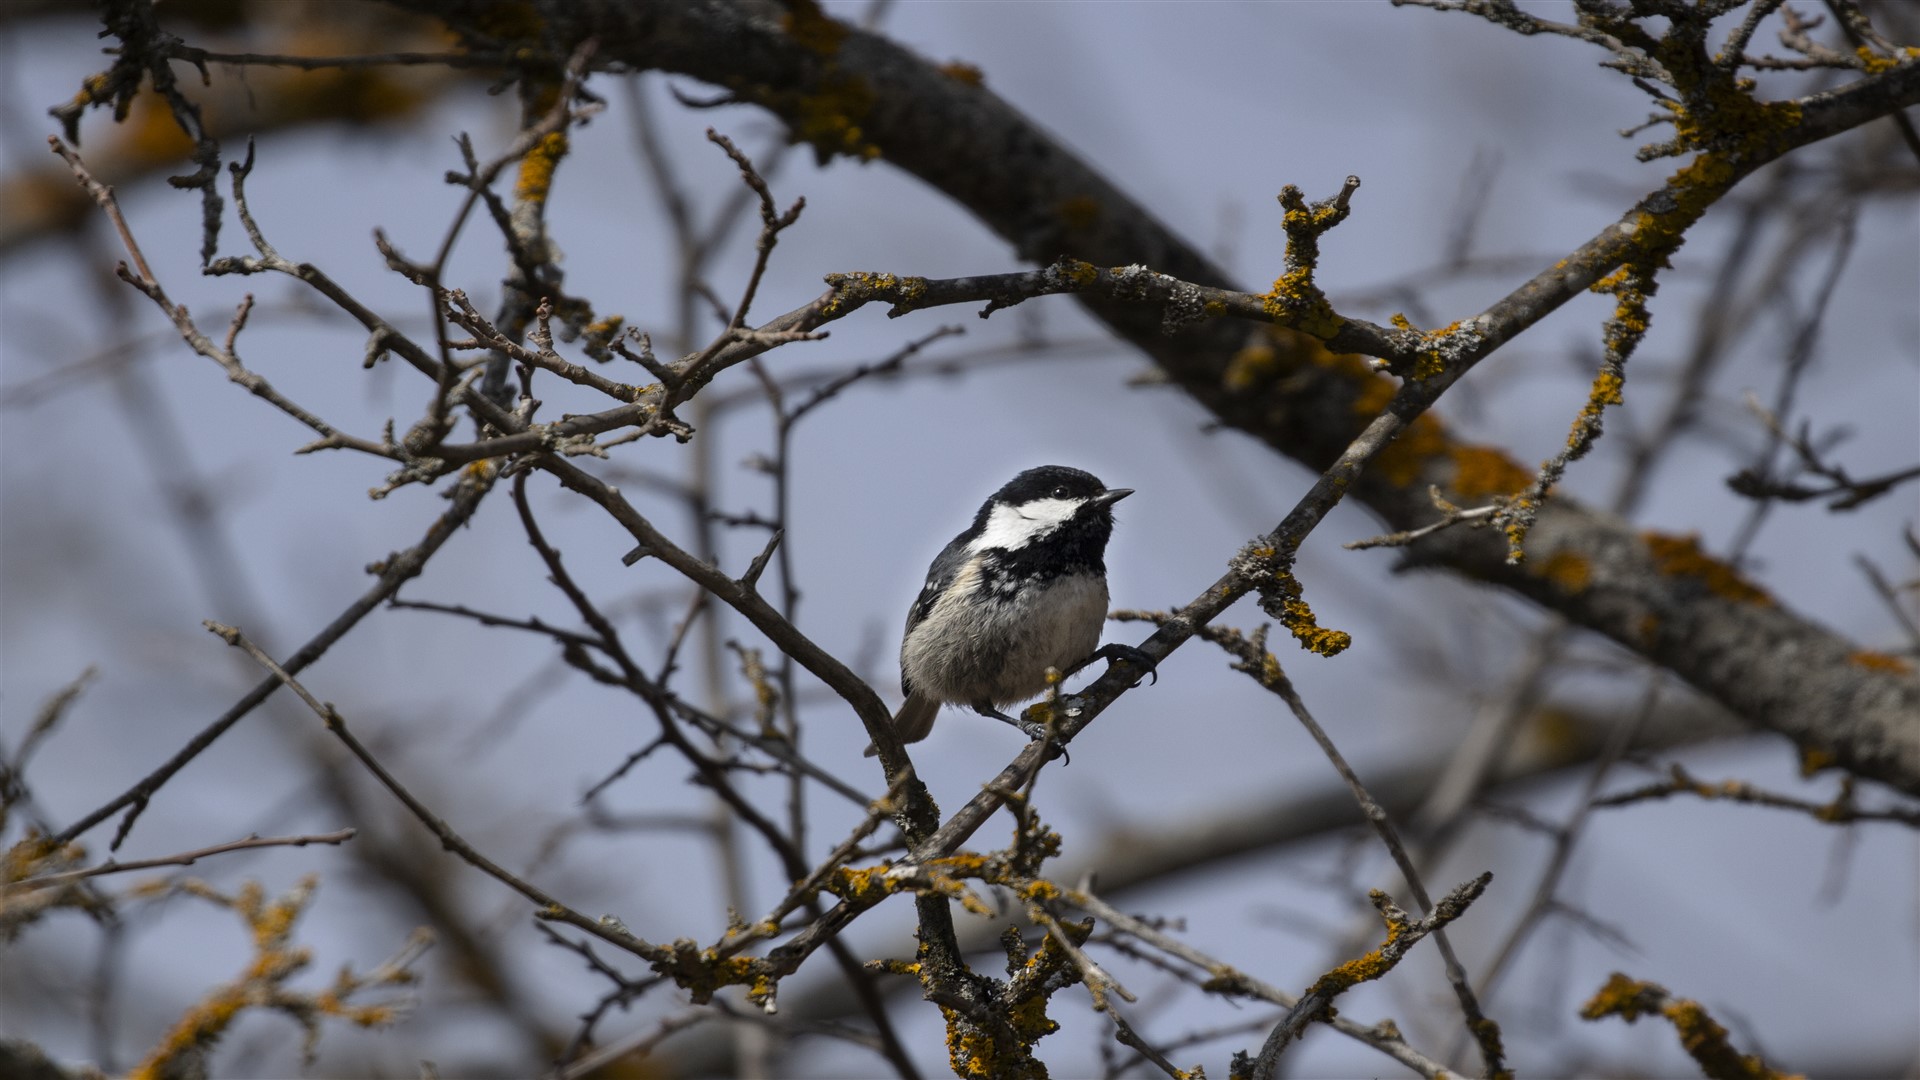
{"left": 865, "top": 465, "right": 1153, "bottom": 757}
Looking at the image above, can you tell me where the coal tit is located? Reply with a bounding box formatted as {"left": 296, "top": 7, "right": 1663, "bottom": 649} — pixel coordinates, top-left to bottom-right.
{"left": 865, "top": 465, "right": 1152, "bottom": 756}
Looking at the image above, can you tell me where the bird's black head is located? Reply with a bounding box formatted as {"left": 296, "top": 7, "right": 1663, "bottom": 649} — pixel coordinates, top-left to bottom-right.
{"left": 966, "top": 466, "right": 1132, "bottom": 566}
{"left": 991, "top": 465, "right": 1109, "bottom": 507}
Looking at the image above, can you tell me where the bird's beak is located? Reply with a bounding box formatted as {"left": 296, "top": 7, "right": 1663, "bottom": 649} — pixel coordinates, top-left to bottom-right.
{"left": 1094, "top": 488, "right": 1134, "bottom": 506}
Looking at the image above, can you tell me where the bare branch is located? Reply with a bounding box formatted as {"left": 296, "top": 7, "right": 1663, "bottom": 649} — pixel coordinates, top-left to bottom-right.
{"left": 204, "top": 620, "right": 673, "bottom": 965}
{"left": 4, "top": 830, "right": 356, "bottom": 894}
{"left": 1250, "top": 873, "right": 1493, "bottom": 1078}
{"left": 1596, "top": 762, "right": 1920, "bottom": 826}
{"left": 49, "top": 467, "right": 496, "bottom": 851}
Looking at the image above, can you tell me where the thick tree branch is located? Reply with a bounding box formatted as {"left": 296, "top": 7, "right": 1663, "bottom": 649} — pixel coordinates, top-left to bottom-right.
{"left": 390, "top": 0, "right": 1920, "bottom": 795}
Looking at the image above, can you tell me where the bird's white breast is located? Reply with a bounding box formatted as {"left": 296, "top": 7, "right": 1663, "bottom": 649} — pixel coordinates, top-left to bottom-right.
{"left": 902, "top": 564, "right": 1107, "bottom": 707}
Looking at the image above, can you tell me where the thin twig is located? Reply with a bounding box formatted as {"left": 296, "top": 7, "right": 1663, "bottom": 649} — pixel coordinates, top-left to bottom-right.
{"left": 1250, "top": 873, "right": 1493, "bottom": 1077}
{"left": 1595, "top": 761, "right": 1920, "bottom": 826}
{"left": 205, "top": 620, "right": 672, "bottom": 964}
{"left": 50, "top": 468, "right": 495, "bottom": 850}
{"left": 1186, "top": 620, "right": 1507, "bottom": 1078}
{"left": 5, "top": 830, "right": 356, "bottom": 894}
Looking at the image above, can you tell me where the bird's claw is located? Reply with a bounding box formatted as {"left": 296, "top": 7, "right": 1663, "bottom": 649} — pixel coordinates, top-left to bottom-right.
{"left": 973, "top": 701, "right": 1070, "bottom": 763}
{"left": 1018, "top": 718, "right": 1071, "bottom": 765}
{"left": 1093, "top": 643, "right": 1158, "bottom": 687}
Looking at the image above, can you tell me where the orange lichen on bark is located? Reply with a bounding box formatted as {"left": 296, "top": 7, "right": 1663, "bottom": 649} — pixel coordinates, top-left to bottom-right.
{"left": 1798, "top": 745, "right": 1837, "bottom": 777}
{"left": 1573, "top": 369, "right": 1626, "bottom": 447}
{"left": 1261, "top": 266, "right": 1344, "bottom": 339}
{"left": 1449, "top": 444, "right": 1533, "bottom": 499}
{"left": 1848, "top": 650, "right": 1914, "bottom": 675}
{"left": 939, "top": 60, "right": 986, "bottom": 86}
{"left": 1641, "top": 530, "right": 1772, "bottom": 605}
{"left": 1343, "top": 353, "right": 1396, "bottom": 415}
{"left": 117, "top": 93, "right": 200, "bottom": 166}
{"left": 1269, "top": 567, "right": 1352, "bottom": 657}
{"left": 792, "top": 72, "right": 881, "bottom": 161}
{"left": 1388, "top": 313, "right": 1474, "bottom": 380}
{"left": 1372, "top": 413, "right": 1451, "bottom": 491}
{"left": 1258, "top": 184, "right": 1349, "bottom": 340}
{"left": 1054, "top": 193, "right": 1101, "bottom": 232}
{"left": 782, "top": 0, "right": 848, "bottom": 56}
{"left": 1536, "top": 549, "right": 1593, "bottom": 594}
{"left": 1310, "top": 350, "right": 1456, "bottom": 490}
{"left": 1581, "top": 972, "right": 1666, "bottom": 1021}
{"left": 514, "top": 129, "right": 569, "bottom": 204}
{"left": 1222, "top": 339, "right": 1279, "bottom": 392}
{"left": 1582, "top": 973, "right": 1804, "bottom": 1080}
{"left": 127, "top": 876, "right": 412, "bottom": 1079}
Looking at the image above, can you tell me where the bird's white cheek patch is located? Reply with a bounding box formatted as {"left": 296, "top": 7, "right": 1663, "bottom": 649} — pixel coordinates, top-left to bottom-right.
{"left": 970, "top": 498, "right": 1081, "bottom": 552}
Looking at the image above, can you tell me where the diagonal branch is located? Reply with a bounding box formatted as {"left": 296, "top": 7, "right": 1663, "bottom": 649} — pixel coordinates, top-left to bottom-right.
{"left": 48, "top": 466, "right": 497, "bottom": 850}
{"left": 1250, "top": 873, "right": 1494, "bottom": 1079}
{"left": 474, "top": 0, "right": 1920, "bottom": 797}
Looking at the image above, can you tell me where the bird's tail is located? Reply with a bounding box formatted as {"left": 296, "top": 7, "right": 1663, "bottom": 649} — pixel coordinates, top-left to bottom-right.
{"left": 863, "top": 691, "right": 940, "bottom": 757}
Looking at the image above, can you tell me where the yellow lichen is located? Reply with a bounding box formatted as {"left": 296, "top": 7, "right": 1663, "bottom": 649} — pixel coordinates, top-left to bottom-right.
{"left": 1372, "top": 413, "right": 1451, "bottom": 491}
{"left": 1848, "top": 650, "right": 1913, "bottom": 675}
{"left": 1306, "top": 946, "right": 1391, "bottom": 998}
{"left": 1503, "top": 498, "right": 1534, "bottom": 563}
{"left": 1388, "top": 315, "right": 1466, "bottom": 380}
{"left": 1054, "top": 194, "right": 1101, "bottom": 232}
{"left": 1270, "top": 568, "right": 1351, "bottom": 657}
{"left": 1536, "top": 549, "right": 1592, "bottom": 595}
{"left": 791, "top": 72, "right": 881, "bottom": 161}
{"left": 1583, "top": 972, "right": 1803, "bottom": 1080}
{"left": 1641, "top": 530, "right": 1771, "bottom": 605}
{"left": 823, "top": 270, "right": 930, "bottom": 316}
{"left": 1576, "top": 370, "right": 1626, "bottom": 441}
{"left": 1853, "top": 46, "right": 1920, "bottom": 74}
{"left": 943, "top": 1006, "right": 1001, "bottom": 1079}
{"left": 1797, "top": 745, "right": 1836, "bottom": 778}
{"left": 938, "top": 60, "right": 985, "bottom": 86}
{"left": 1580, "top": 972, "right": 1665, "bottom": 1021}
{"left": 1306, "top": 907, "right": 1405, "bottom": 998}
{"left": 826, "top": 864, "right": 899, "bottom": 906}
{"left": 1665, "top": 1000, "right": 1799, "bottom": 1079}
{"left": 1449, "top": 444, "right": 1533, "bottom": 499}
{"left": 1261, "top": 267, "right": 1345, "bottom": 340}
{"left": 782, "top": 0, "right": 848, "bottom": 56}
{"left": 1222, "top": 341, "right": 1279, "bottom": 392}
{"left": 120, "top": 92, "right": 199, "bottom": 167}
{"left": 1007, "top": 993, "right": 1059, "bottom": 1041}
{"left": 514, "top": 129, "right": 569, "bottom": 205}
{"left": 1018, "top": 878, "right": 1060, "bottom": 902}
{"left": 1054, "top": 257, "right": 1099, "bottom": 287}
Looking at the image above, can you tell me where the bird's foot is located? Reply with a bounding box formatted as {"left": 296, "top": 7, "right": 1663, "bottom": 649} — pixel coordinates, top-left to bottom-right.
{"left": 1064, "top": 642, "right": 1159, "bottom": 687}
{"left": 1021, "top": 716, "right": 1071, "bottom": 765}
{"left": 973, "top": 701, "right": 1069, "bottom": 764}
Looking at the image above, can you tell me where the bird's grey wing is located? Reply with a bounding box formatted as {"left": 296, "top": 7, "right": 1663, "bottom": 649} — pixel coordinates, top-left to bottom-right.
{"left": 901, "top": 535, "right": 972, "bottom": 697}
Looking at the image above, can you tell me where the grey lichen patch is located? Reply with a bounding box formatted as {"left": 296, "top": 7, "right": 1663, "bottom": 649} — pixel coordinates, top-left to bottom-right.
{"left": 1160, "top": 280, "right": 1208, "bottom": 335}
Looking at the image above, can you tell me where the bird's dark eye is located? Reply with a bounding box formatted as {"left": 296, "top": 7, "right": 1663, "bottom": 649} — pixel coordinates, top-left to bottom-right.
{"left": 1052, "top": 485, "right": 1069, "bottom": 498}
